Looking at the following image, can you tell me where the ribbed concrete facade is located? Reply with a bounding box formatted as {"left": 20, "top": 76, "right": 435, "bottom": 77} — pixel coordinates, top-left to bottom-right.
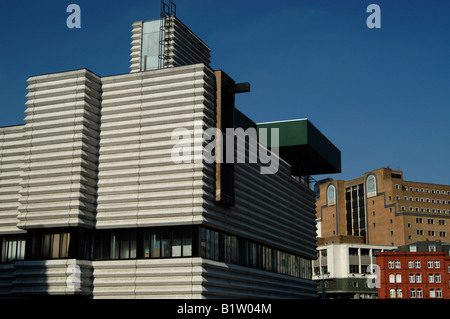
{"left": 0, "top": 125, "right": 26, "bottom": 235}
{"left": 0, "top": 17, "right": 324, "bottom": 299}
{"left": 18, "top": 70, "right": 102, "bottom": 230}
{"left": 97, "top": 64, "right": 213, "bottom": 229}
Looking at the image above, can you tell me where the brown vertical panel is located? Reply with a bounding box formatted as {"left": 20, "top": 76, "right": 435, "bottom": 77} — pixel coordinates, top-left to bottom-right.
{"left": 214, "top": 70, "right": 235, "bottom": 206}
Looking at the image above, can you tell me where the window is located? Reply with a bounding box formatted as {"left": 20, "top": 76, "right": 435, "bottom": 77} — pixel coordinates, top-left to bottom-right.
{"left": 349, "top": 264, "right": 359, "bottom": 274}
{"left": 410, "top": 289, "right": 416, "bottom": 298}
{"left": 435, "top": 260, "right": 441, "bottom": 269}
{"left": 33, "top": 230, "right": 70, "bottom": 259}
{"left": 390, "top": 289, "right": 396, "bottom": 298}
{"left": 417, "top": 289, "right": 423, "bottom": 298}
{"left": 428, "top": 260, "right": 434, "bottom": 268}
{"left": 388, "top": 261, "right": 394, "bottom": 269}
{"left": 436, "top": 273, "right": 441, "bottom": 283}
{"left": 415, "top": 260, "right": 421, "bottom": 268}
{"left": 397, "top": 289, "right": 403, "bottom": 298}
{"left": 428, "top": 245, "right": 437, "bottom": 252}
{"left": 396, "top": 274, "right": 402, "bottom": 283}
{"left": 395, "top": 261, "right": 401, "bottom": 269}
{"left": 409, "top": 274, "right": 415, "bottom": 283}
{"left": 416, "top": 274, "right": 422, "bottom": 283}
{"left": 389, "top": 274, "right": 395, "bottom": 283}
{"left": 429, "top": 274, "right": 434, "bottom": 283}
{"left": 1, "top": 235, "right": 26, "bottom": 263}
{"left": 436, "top": 289, "right": 442, "bottom": 298}
{"left": 109, "top": 230, "right": 137, "bottom": 260}
{"left": 408, "top": 260, "right": 415, "bottom": 268}
{"left": 429, "top": 289, "right": 435, "bottom": 298}
{"left": 95, "top": 227, "right": 193, "bottom": 260}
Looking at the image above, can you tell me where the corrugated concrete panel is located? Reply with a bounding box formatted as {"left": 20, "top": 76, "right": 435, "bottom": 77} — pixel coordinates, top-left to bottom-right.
{"left": 0, "top": 125, "right": 27, "bottom": 235}
{"left": 0, "top": 264, "right": 15, "bottom": 297}
{"left": 17, "top": 69, "right": 102, "bottom": 229}
{"left": 130, "top": 21, "right": 143, "bottom": 73}
{"left": 201, "top": 259, "right": 317, "bottom": 299}
{"left": 97, "top": 64, "right": 216, "bottom": 229}
{"left": 91, "top": 258, "right": 204, "bottom": 299}
{"left": 11, "top": 259, "right": 92, "bottom": 296}
{"left": 165, "top": 17, "right": 211, "bottom": 68}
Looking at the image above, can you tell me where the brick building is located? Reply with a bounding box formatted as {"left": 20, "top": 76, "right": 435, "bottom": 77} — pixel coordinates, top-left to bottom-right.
{"left": 316, "top": 167, "right": 450, "bottom": 247}
{"left": 376, "top": 241, "right": 450, "bottom": 299}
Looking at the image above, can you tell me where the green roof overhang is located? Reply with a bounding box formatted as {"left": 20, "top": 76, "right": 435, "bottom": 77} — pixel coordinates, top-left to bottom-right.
{"left": 256, "top": 119, "right": 341, "bottom": 176}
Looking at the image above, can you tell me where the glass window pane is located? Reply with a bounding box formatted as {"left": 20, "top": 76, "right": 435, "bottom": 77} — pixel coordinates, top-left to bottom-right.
{"left": 143, "top": 230, "right": 150, "bottom": 258}
{"left": 110, "top": 233, "right": 120, "bottom": 260}
{"left": 1, "top": 238, "right": 7, "bottom": 263}
{"left": 120, "top": 231, "right": 130, "bottom": 259}
{"left": 60, "top": 233, "right": 70, "bottom": 258}
{"left": 42, "top": 234, "right": 51, "bottom": 259}
{"left": 183, "top": 229, "right": 192, "bottom": 257}
{"left": 206, "top": 229, "right": 211, "bottom": 259}
{"left": 214, "top": 231, "right": 220, "bottom": 261}
{"left": 130, "top": 231, "right": 137, "bottom": 259}
{"left": 161, "top": 230, "right": 171, "bottom": 258}
{"left": 199, "top": 228, "right": 206, "bottom": 257}
{"left": 151, "top": 230, "right": 161, "bottom": 258}
{"left": 231, "top": 237, "right": 239, "bottom": 264}
{"left": 8, "top": 239, "right": 16, "bottom": 262}
{"left": 172, "top": 229, "right": 182, "bottom": 257}
{"left": 51, "top": 233, "right": 61, "bottom": 259}
{"left": 224, "top": 235, "right": 231, "bottom": 262}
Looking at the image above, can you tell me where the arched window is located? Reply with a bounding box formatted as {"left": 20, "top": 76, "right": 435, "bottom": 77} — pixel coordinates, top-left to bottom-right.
{"left": 366, "top": 174, "right": 377, "bottom": 198}
{"left": 327, "top": 185, "right": 336, "bottom": 206}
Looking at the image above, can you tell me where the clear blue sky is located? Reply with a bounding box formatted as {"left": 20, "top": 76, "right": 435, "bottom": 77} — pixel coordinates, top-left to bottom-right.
{"left": 0, "top": 0, "right": 449, "bottom": 185}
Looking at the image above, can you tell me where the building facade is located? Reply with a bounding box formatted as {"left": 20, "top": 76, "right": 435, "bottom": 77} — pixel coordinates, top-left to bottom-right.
{"left": 0, "top": 13, "right": 340, "bottom": 298}
{"left": 312, "top": 236, "right": 395, "bottom": 299}
{"left": 376, "top": 241, "right": 450, "bottom": 299}
{"left": 316, "top": 167, "right": 450, "bottom": 247}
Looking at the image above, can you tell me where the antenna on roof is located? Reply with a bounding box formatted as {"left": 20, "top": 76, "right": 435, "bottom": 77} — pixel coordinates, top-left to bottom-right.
{"left": 159, "top": 0, "right": 177, "bottom": 69}
{"left": 160, "top": 0, "right": 176, "bottom": 17}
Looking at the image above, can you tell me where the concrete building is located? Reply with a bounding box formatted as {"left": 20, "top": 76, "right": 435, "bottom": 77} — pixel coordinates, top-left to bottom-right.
{"left": 312, "top": 235, "right": 395, "bottom": 299}
{"left": 377, "top": 241, "right": 450, "bottom": 299}
{"left": 0, "top": 10, "right": 341, "bottom": 298}
{"left": 316, "top": 167, "right": 450, "bottom": 247}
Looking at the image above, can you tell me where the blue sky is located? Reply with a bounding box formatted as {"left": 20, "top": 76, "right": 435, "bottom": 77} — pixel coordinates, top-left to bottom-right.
{"left": 0, "top": 0, "right": 449, "bottom": 185}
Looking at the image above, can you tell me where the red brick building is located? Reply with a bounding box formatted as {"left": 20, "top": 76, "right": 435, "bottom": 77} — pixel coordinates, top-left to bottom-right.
{"left": 377, "top": 241, "right": 450, "bottom": 299}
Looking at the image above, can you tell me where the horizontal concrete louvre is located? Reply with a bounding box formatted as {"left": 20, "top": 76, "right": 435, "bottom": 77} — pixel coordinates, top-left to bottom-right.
{"left": 201, "top": 260, "right": 317, "bottom": 299}
{"left": 11, "top": 260, "right": 92, "bottom": 296}
{"left": 97, "top": 64, "right": 214, "bottom": 229}
{"left": 17, "top": 69, "right": 101, "bottom": 230}
{"left": 165, "top": 17, "right": 211, "bottom": 68}
{"left": 0, "top": 264, "right": 15, "bottom": 297}
{"left": 130, "top": 21, "right": 143, "bottom": 73}
{"left": 0, "top": 126, "right": 26, "bottom": 234}
{"left": 91, "top": 259, "right": 203, "bottom": 299}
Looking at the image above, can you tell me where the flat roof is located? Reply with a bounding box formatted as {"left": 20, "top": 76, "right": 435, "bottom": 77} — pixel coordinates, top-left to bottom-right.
{"left": 257, "top": 119, "right": 341, "bottom": 176}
